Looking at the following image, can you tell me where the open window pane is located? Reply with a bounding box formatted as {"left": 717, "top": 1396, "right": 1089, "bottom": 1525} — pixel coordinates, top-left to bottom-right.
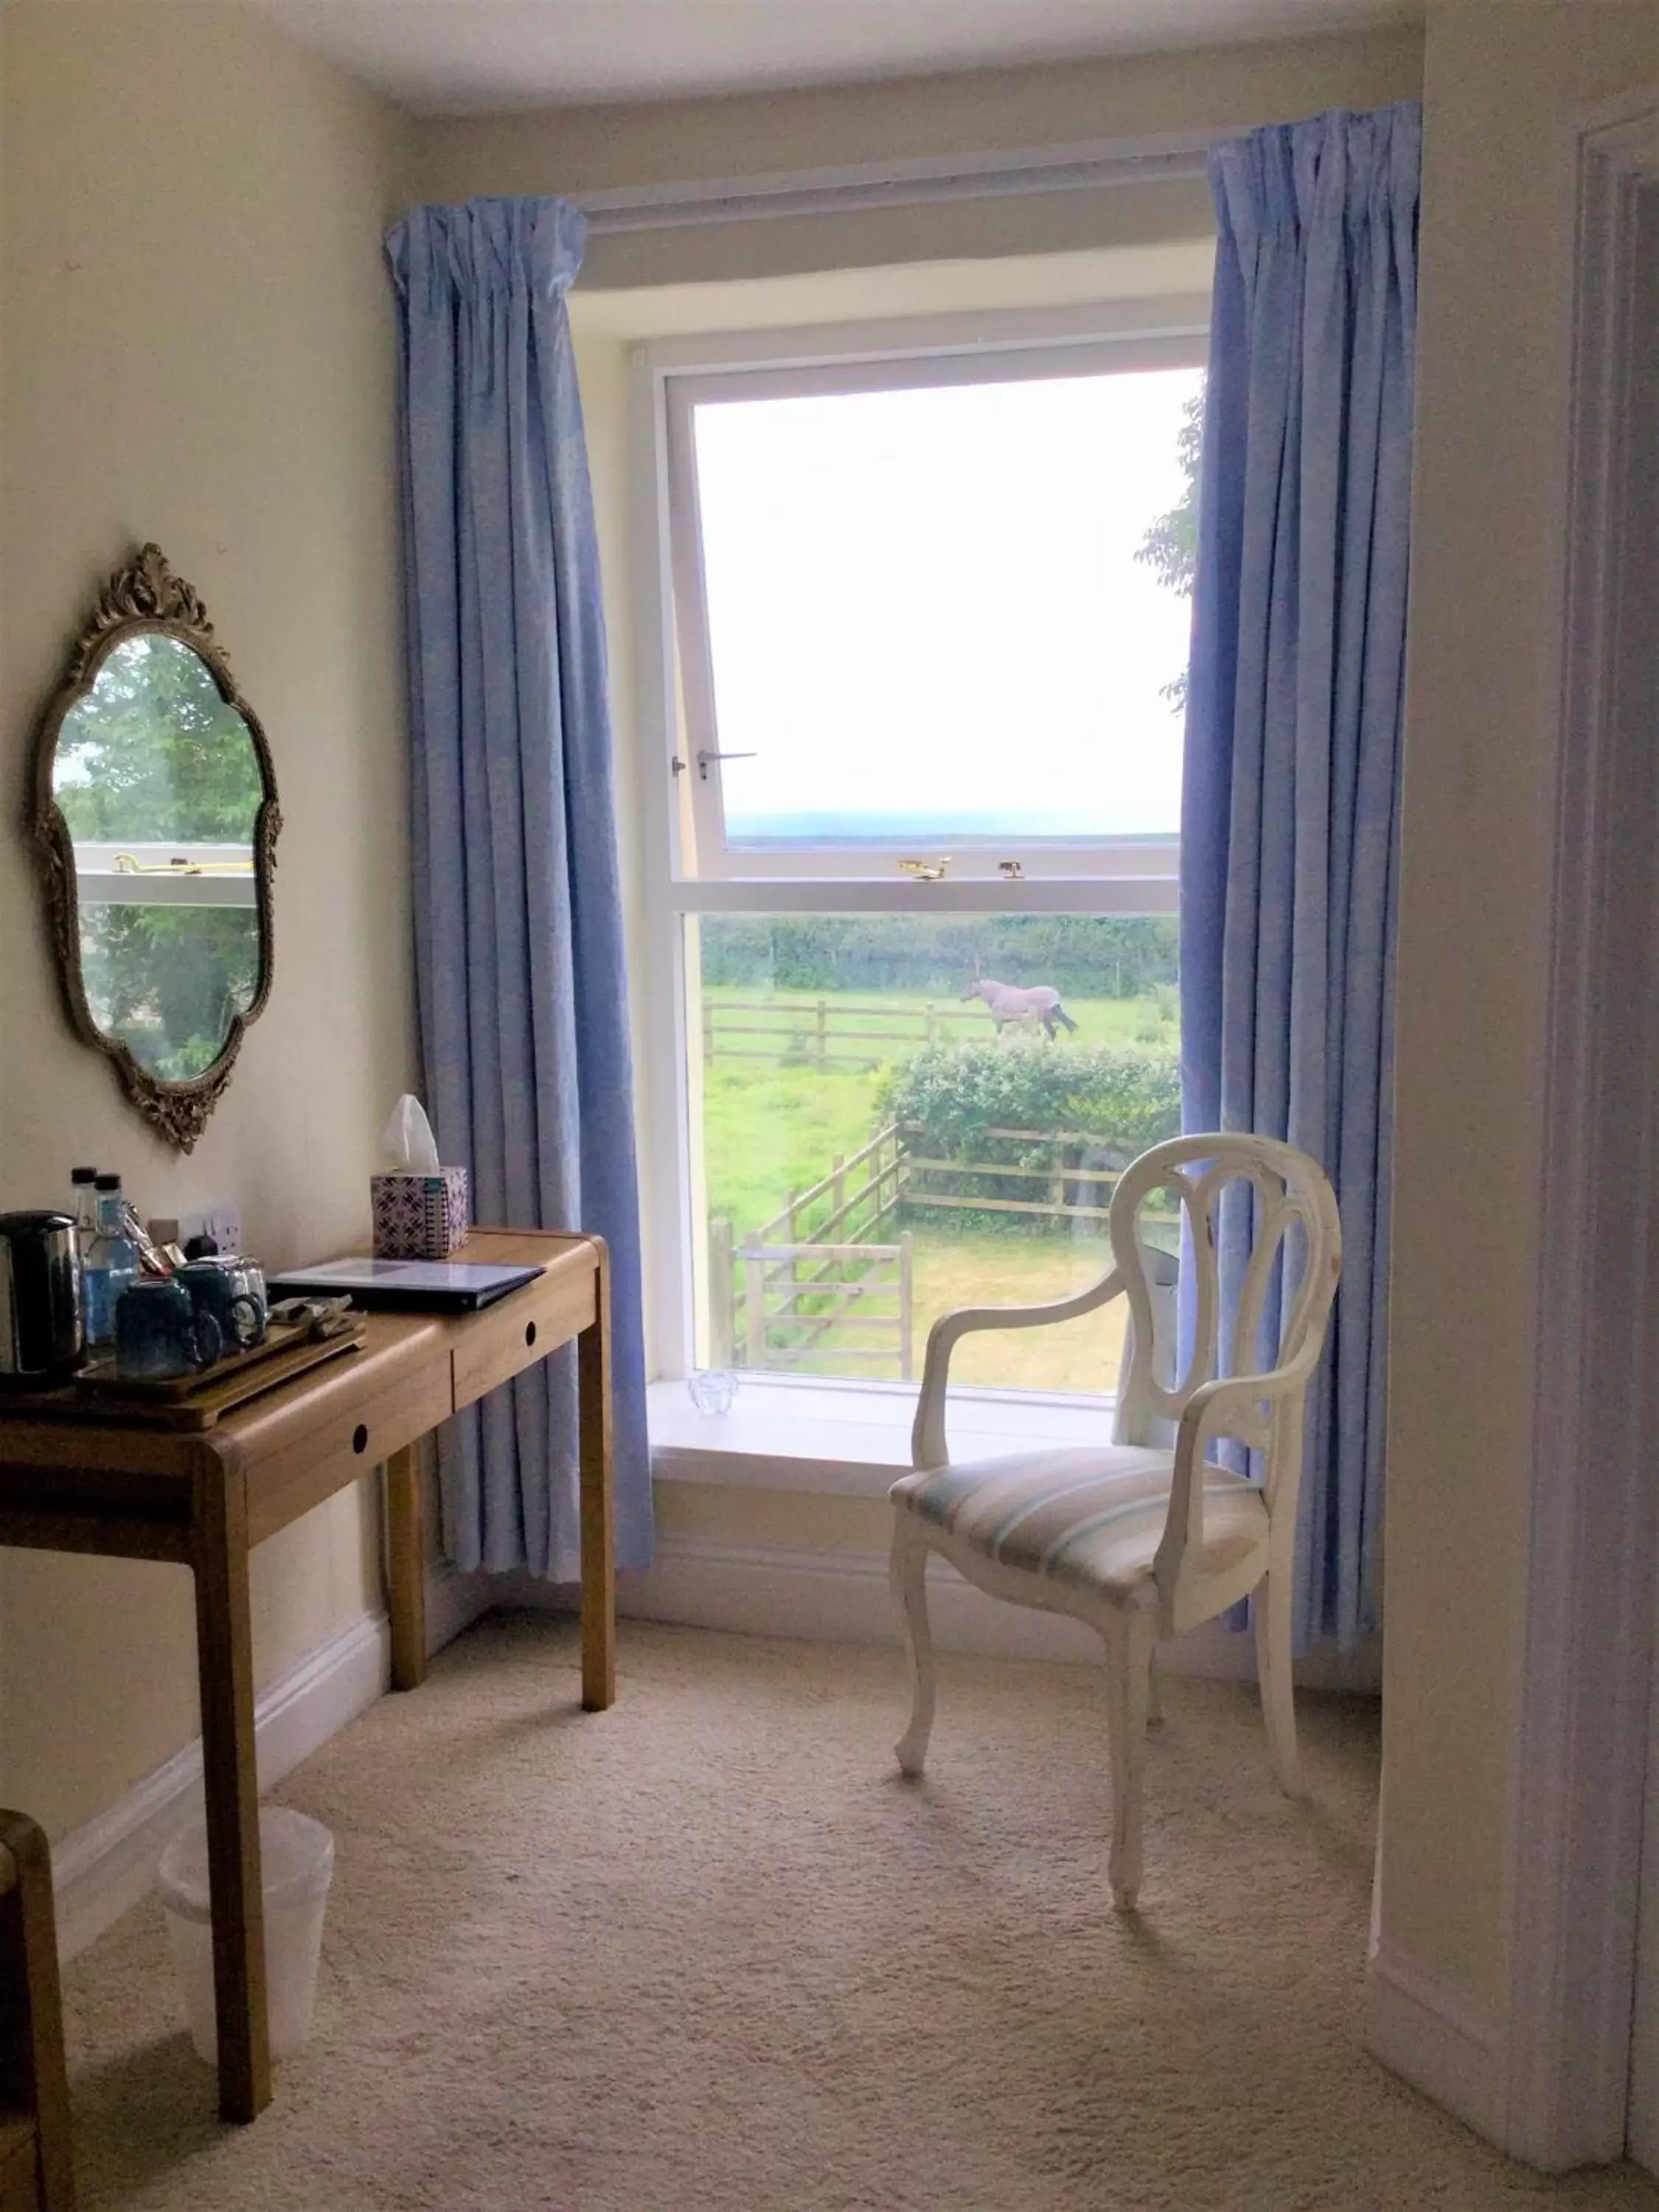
{"left": 686, "top": 366, "right": 1204, "bottom": 856}
{"left": 687, "top": 913, "right": 1180, "bottom": 1394}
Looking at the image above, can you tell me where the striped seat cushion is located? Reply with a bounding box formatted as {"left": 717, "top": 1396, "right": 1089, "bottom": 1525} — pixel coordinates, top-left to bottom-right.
{"left": 891, "top": 1446, "right": 1270, "bottom": 1600}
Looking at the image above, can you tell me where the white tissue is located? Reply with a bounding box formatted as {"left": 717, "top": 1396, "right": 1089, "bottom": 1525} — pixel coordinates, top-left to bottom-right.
{"left": 380, "top": 1094, "right": 442, "bottom": 1174}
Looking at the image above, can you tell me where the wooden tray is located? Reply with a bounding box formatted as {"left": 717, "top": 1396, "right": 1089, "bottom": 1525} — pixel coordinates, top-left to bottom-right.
{"left": 7, "top": 1318, "right": 367, "bottom": 1430}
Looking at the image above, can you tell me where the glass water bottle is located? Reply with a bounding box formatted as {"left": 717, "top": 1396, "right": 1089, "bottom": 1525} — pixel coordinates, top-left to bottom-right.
{"left": 83, "top": 1175, "right": 139, "bottom": 1351}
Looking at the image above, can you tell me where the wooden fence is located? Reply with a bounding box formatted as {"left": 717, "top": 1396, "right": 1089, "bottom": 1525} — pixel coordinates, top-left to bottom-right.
{"left": 709, "top": 1122, "right": 911, "bottom": 1376}
{"left": 711, "top": 1231, "right": 915, "bottom": 1378}
{"left": 898, "top": 1123, "right": 1137, "bottom": 1224}
{"left": 703, "top": 995, "right": 984, "bottom": 1066}
{"left": 706, "top": 1121, "right": 1176, "bottom": 1378}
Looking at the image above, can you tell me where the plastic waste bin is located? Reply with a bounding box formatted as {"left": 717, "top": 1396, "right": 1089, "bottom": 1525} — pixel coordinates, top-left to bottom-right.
{"left": 157, "top": 1806, "right": 334, "bottom": 2065}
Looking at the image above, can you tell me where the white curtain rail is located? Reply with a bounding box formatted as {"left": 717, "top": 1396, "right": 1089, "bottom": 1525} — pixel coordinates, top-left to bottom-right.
{"left": 573, "top": 128, "right": 1232, "bottom": 236}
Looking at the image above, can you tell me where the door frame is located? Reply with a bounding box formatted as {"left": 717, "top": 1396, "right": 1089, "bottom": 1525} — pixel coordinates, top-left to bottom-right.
{"left": 1503, "top": 84, "right": 1659, "bottom": 2171}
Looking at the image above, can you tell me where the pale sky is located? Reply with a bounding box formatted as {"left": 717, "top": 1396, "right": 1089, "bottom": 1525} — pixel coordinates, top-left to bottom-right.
{"left": 692, "top": 364, "right": 1203, "bottom": 841}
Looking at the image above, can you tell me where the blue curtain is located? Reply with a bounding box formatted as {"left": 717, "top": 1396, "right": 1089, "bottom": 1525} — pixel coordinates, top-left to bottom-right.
{"left": 1180, "top": 105, "right": 1419, "bottom": 1649}
{"left": 387, "top": 196, "right": 651, "bottom": 1580}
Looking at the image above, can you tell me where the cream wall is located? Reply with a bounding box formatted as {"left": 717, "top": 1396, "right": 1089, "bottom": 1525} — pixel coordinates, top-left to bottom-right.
{"left": 0, "top": 7, "right": 417, "bottom": 1839}
{"left": 419, "top": 27, "right": 1424, "bottom": 286}
{"left": 1380, "top": 0, "right": 1659, "bottom": 2017}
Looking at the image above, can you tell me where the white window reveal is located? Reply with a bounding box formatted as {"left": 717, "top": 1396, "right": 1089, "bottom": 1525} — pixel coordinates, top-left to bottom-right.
{"left": 635, "top": 301, "right": 1207, "bottom": 1439}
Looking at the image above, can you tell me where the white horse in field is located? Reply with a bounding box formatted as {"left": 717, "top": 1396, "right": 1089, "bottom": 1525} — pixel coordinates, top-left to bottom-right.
{"left": 961, "top": 967, "right": 1079, "bottom": 1041}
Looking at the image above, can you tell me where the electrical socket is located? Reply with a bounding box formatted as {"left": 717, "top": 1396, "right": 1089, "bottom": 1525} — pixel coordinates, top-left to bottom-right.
{"left": 150, "top": 1199, "right": 245, "bottom": 1257}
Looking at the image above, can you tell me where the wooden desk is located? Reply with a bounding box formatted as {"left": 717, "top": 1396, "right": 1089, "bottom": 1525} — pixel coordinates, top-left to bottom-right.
{"left": 0, "top": 1230, "right": 614, "bottom": 2126}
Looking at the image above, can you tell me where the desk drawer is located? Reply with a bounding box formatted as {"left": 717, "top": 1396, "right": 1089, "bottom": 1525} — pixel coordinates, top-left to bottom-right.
{"left": 451, "top": 1258, "right": 597, "bottom": 1411}
{"left": 245, "top": 1357, "right": 452, "bottom": 1548}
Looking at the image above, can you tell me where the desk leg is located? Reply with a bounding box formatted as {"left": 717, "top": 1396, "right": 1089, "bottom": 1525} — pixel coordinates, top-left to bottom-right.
{"left": 385, "top": 1444, "right": 427, "bottom": 1691}
{"left": 0, "top": 1811, "right": 75, "bottom": 2211}
{"left": 578, "top": 1245, "right": 615, "bottom": 1711}
{"left": 192, "top": 1466, "right": 271, "bottom": 2123}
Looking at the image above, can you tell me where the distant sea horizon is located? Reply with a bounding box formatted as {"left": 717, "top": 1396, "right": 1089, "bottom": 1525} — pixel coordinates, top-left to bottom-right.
{"left": 725, "top": 811, "right": 1175, "bottom": 846}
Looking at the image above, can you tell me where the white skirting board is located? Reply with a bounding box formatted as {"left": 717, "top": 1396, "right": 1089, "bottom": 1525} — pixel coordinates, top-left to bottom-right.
{"left": 579, "top": 1531, "right": 1380, "bottom": 1691}
{"left": 52, "top": 1560, "right": 493, "bottom": 1966}
{"left": 1366, "top": 1939, "right": 1509, "bottom": 2149}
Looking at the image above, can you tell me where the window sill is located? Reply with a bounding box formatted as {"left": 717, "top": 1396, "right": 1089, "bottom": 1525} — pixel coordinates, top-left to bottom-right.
{"left": 647, "top": 1376, "right": 1113, "bottom": 1498}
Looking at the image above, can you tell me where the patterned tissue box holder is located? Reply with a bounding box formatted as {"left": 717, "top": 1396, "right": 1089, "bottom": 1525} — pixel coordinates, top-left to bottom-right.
{"left": 370, "top": 1168, "right": 470, "bottom": 1259}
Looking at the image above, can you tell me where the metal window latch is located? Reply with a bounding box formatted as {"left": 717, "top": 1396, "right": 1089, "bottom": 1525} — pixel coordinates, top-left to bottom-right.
{"left": 682, "top": 748, "right": 758, "bottom": 782}
{"left": 898, "top": 857, "right": 952, "bottom": 882}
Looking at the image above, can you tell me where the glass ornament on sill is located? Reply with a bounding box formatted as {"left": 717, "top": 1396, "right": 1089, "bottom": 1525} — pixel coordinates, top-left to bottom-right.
{"left": 686, "top": 1368, "right": 739, "bottom": 1416}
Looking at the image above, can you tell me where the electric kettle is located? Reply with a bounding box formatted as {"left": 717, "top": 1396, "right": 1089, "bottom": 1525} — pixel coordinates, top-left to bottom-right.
{"left": 0, "top": 1211, "right": 85, "bottom": 1385}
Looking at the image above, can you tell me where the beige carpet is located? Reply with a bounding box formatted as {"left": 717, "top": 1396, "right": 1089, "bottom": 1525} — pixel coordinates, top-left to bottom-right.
{"left": 60, "top": 1615, "right": 1659, "bottom": 2211}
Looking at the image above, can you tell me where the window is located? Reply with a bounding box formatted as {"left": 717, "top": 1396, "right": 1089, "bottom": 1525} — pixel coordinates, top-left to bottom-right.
{"left": 639, "top": 302, "right": 1206, "bottom": 1402}
{"left": 666, "top": 324, "right": 1204, "bottom": 883}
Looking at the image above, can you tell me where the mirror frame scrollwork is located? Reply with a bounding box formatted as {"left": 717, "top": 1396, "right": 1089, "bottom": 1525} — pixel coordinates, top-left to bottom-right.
{"left": 27, "top": 545, "right": 280, "bottom": 1153}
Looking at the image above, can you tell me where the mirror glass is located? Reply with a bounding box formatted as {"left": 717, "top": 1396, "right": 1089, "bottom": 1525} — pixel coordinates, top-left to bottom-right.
{"left": 51, "top": 635, "right": 265, "bottom": 1082}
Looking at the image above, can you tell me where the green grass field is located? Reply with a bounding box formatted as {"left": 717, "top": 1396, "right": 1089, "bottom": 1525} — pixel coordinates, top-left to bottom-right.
{"left": 700, "top": 984, "right": 1177, "bottom": 1233}
{"left": 698, "top": 983, "right": 1175, "bottom": 1394}
{"left": 701, "top": 1061, "right": 886, "bottom": 1235}
{"left": 703, "top": 982, "right": 1175, "bottom": 1063}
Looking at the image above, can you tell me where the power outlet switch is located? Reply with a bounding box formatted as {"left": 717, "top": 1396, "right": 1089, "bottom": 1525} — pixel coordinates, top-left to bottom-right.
{"left": 157, "top": 1200, "right": 246, "bottom": 1257}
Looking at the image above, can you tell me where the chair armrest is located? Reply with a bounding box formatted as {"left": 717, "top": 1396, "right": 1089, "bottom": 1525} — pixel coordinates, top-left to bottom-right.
{"left": 1152, "top": 1365, "right": 1314, "bottom": 1613}
{"left": 910, "top": 1265, "right": 1126, "bottom": 1469}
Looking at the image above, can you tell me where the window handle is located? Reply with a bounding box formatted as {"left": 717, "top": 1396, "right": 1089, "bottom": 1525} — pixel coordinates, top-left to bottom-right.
{"left": 684, "top": 748, "right": 758, "bottom": 782}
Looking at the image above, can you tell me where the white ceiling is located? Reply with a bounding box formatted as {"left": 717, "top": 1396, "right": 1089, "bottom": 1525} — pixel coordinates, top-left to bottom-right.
{"left": 243, "top": 0, "right": 1422, "bottom": 116}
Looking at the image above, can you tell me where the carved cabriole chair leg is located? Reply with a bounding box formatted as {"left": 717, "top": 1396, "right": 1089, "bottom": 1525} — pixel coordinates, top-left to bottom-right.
{"left": 1104, "top": 1600, "right": 1155, "bottom": 1911}
{"left": 1147, "top": 1649, "right": 1165, "bottom": 1726}
{"left": 1255, "top": 1570, "right": 1304, "bottom": 1798}
{"left": 891, "top": 1520, "right": 936, "bottom": 1777}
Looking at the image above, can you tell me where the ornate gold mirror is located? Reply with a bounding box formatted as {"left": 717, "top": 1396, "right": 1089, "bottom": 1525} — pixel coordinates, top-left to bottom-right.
{"left": 29, "top": 546, "right": 279, "bottom": 1152}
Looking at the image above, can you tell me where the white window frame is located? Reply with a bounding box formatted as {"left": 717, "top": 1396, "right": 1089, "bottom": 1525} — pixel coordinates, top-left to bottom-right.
{"left": 654, "top": 297, "right": 1208, "bottom": 886}
{"left": 630, "top": 296, "right": 1207, "bottom": 1395}
{"left": 69, "top": 841, "right": 256, "bottom": 908}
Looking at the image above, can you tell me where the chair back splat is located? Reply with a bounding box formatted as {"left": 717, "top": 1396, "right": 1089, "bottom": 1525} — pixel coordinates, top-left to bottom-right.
{"left": 1112, "top": 1134, "right": 1340, "bottom": 1622}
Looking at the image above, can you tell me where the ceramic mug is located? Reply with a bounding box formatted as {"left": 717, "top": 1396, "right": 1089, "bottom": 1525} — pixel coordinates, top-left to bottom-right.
{"left": 175, "top": 1259, "right": 266, "bottom": 1352}
{"left": 114, "top": 1280, "right": 222, "bottom": 1381}
{"left": 220, "top": 1258, "right": 268, "bottom": 1345}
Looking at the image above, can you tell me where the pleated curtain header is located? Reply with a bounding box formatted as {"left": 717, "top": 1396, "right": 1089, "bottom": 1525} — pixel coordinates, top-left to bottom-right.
{"left": 388, "top": 196, "right": 588, "bottom": 310}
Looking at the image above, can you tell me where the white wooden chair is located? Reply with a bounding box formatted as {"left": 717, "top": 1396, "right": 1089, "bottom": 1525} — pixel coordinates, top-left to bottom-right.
{"left": 888, "top": 1131, "right": 1342, "bottom": 1910}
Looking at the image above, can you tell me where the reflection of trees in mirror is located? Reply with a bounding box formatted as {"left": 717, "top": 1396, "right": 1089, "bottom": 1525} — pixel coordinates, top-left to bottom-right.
{"left": 53, "top": 633, "right": 265, "bottom": 1081}
{"left": 77, "top": 905, "right": 259, "bottom": 1081}
{"left": 53, "top": 636, "right": 262, "bottom": 842}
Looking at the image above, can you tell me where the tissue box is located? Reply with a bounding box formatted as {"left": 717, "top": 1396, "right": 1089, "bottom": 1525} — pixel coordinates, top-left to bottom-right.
{"left": 371, "top": 1168, "right": 470, "bottom": 1259}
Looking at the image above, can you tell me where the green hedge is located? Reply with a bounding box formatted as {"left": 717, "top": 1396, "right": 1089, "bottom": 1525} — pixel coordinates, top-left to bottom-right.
{"left": 878, "top": 1040, "right": 1181, "bottom": 1235}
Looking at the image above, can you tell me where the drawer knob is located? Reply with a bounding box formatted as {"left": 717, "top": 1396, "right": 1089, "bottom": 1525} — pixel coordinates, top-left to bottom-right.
{"left": 524, "top": 1321, "right": 538, "bottom": 1349}
{"left": 352, "top": 1423, "right": 369, "bottom": 1455}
